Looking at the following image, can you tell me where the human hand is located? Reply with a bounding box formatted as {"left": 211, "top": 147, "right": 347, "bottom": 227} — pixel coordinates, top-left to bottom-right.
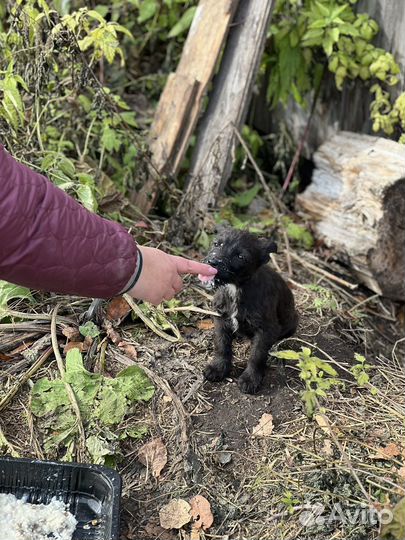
{"left": 127, "top": 245, "right": 217, "bottom": 305}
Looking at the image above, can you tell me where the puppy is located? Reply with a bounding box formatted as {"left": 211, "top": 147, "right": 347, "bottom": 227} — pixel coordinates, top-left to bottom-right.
{"left": 199, "top": 227, "right": 298, "bottom": 394}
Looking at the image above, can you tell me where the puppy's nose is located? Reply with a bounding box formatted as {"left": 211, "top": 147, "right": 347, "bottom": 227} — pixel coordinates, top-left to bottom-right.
{"left": 204, "top": 257, "right": 222, "bottom": 268}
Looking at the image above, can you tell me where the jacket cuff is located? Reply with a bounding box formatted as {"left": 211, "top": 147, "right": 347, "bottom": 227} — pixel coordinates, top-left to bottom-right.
{"left": 120, "top": 246, "right": 143, "bottom": 294}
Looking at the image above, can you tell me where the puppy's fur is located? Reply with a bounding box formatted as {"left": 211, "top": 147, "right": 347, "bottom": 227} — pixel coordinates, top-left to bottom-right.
{"left": 202, "top": 227, "right": 298, "bottom": 394}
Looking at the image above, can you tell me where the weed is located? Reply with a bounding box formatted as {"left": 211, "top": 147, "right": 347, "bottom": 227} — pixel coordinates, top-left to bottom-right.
{"left": 272, "top": 347, "right": 342, "bottom": 417}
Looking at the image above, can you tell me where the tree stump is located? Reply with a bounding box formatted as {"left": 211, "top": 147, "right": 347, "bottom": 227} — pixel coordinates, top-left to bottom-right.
{"left": 297, "top": 132, "right": 405, "bottom": 301}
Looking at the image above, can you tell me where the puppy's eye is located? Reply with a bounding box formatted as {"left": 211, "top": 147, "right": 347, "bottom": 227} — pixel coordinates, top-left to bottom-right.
{"left": 237, "top": 253, "right": 245, "bottom": 260}
{"left": 213, "top": 240, "right": 223, "bottom": 248}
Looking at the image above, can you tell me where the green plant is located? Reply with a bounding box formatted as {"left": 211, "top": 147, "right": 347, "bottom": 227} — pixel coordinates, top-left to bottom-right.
{"left": 31, "top": 348, "right": 154, "bottom": 463}
{"left": 281, "top": 490, "right": 300, "bottom": 513}
{"left": 272, "top": 346, "right": 342, "bottom": 417}
{"left": 305, "top": 284, "right": 339, "bottom": 314}
{"left": 0, "top": 0, "right": 146, "bottom": 210}
{"left": 282, "top": 216, "right": 314, "bottom": 249}
{"left": 0, "top": 280, "right": 33, "bottom": 321}
{"left": 265, "top": 0, "right": 404, "bottom": 140}
{"left": 350, "top": 352, "right": 377, "bottom": 394}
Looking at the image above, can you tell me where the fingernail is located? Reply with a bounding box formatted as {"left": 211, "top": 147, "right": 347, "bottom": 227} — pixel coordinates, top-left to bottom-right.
{"left": 207, "top": 267, "right": 218, "bottom": 275}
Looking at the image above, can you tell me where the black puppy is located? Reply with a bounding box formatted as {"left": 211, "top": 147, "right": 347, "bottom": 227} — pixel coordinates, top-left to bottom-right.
{"left": 199, "top": 227, "right": 298, "bottom": 394}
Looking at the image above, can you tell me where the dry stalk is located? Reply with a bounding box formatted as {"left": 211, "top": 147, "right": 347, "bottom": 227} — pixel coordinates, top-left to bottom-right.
{"left": 0, "top": 346, "right": 53, "bottom": 412}
{"left": 50, "top": 304, "right": 86, "bottom": 461}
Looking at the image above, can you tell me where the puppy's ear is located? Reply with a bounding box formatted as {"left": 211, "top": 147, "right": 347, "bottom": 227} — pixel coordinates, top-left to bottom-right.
{"left": 258, "top": 238, "right": 278, "bottom": 264}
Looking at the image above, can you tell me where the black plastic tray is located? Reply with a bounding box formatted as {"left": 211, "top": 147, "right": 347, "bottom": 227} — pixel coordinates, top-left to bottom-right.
{"left": 0, "top": 456, "right": 121, "bottom": 540}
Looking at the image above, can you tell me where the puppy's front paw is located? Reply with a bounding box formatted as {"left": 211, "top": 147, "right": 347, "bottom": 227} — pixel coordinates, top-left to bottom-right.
{"left": 238, "top": 369, "right": 263, "bottom": 394}
{"left": 204, "top": 360, "right": 231, "bottom": 382}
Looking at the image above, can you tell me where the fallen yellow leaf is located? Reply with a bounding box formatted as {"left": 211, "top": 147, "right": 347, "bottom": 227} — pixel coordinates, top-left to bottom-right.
{"left": 159, "top": 499, "right": 192, "bottom": 529}
{"left": 138, "top": 437, "right": 168, "bottom": 478}
{"left": 252, "top": 413, "right": 274, "bottom": 437}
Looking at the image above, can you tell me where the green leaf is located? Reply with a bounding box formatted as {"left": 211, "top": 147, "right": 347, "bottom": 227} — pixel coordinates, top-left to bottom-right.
{"left": 119, "top": 111, "right": 138, "bottom": 127}
{"left": 0, "top": 281, "right": 32, "bottom": 319}
{"left": 87, "top": 9, "right": 107, "bottom": 23}
{"left": 125, "top": 425, "right": 148, "bottom": 439}
{"left": 116, "top": 365, "right": 155, "bottom": 402}
{"left": 271, "top": 350, "right": 301, "bottom": 360}
{"left": 354, "top": 353, "right": 366, "bottom": 364}
{"left": 79, "top": 321, "right": 100, "bottom": 338}
{"left": 313, "top": 358, "right": 338, "bottom": 377}
{"left": 232, "top": 184, "right": 261, "bottom": 208}
{"left": 86, "top": 434, "right": 117, "bottom": 464}
{"left": 76, "top": 184, "right": 98, "bottom": 212}
{"left": 284, "top": 220, "right": 314, "bottom": 249}
{"left": 137, "top": 0, "right": 157, "bottom": 23}
{"left": 101, "top": 124, "right": 122, "bottom": 152}
{"left": 96, "top": 383, "right": 128, "bottom": 425}
{"left": 58, "top": 156, "right": 76, "bottom": 178}
{"left": 31, "top": 378, "right": 70, "bottom": 417}
{"left": 64, "top": 349, "right": 102, "bottom": 415}
{"left": 168, "top": 6, "right": 197, "bottom": 38}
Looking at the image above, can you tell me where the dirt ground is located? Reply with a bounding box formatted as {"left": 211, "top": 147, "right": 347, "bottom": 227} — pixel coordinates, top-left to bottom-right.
{"left": 1, "top": 248, "right": 404, "bottom": 540}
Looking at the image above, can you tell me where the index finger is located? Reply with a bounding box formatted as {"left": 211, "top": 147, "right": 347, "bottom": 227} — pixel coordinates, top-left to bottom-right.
{"left": 173, "top": 255, "right": 217, "bottom": 276}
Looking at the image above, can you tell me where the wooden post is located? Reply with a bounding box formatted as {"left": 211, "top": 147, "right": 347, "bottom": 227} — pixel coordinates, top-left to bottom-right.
{"left": 169, "top": 0, "right": 275, "bottom": 243}
{"left": 133, "top": 0, "right": 239, "bottom": 214}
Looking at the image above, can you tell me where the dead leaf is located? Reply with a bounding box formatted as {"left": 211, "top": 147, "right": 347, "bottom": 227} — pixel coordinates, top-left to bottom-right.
{"left": 105, "top": 323, "right": 137, "bottom": 359}
{"left": 135, "top": 220, "right": 149, "bottom": 229}
{"left": 119, "top": 342, "right": 138, "bottom": 360}
{"left": 62, "top": 326, "right": 81, "bottom": 340}
{"left": 190, "top": 528, "right": 200, "bottom": 540}
{"left": 0, "top": 352, "right": 12, "bottom": 362}
{"left": 63, "top": 341, "right": 84, "bottom": 353}
{"left": 397, "top": 466, "right": 405, "bottom": 480}
{"left": 372, "top": 442, "right": 401, "bottom": 460}
{"left": 105, "top": 324, "right": 121, "bottom": 345}
{"left": 159, "top": 499, "right": 191, "bottom": 529}
{"left": 83, "top": 335, "right": 93, "bottom": 350}
{"left": 190, "top": 495, "right": 214, "bottom": 530}
{"left": 314, "top": 414, "right": 331, "bottom": 435}
{"left": 138, "top": 437, "right": 168, "bottom": 478}
{"left": 215, "top": 451, "right": 232, "bottom": 466}
{"left": 252, "top": 413, "right": 274, "bottom": 437}
{"left": 106, "top": 296, "right": 131, "bottom": 322}
{"left": 321, "top": 439, "right": 334, "bottom": 457}
{"left": 196, "top": 319, "right": 214, "bottom": 330}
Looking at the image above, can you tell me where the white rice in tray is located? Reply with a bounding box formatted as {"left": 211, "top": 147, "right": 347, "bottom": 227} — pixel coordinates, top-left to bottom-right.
{"left": 0, "top": 493, "right": 77, "bottom": 540}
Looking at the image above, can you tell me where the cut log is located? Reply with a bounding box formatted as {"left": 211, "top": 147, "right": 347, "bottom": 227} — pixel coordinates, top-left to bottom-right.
{"left": 134, "top": 0, "right": 239, "bottom": 214}
{"left": 297, "top": 132, "right": 405, "bottom": 301}
{"left": 168, "top": 0, "right": 275, "bottom": 243}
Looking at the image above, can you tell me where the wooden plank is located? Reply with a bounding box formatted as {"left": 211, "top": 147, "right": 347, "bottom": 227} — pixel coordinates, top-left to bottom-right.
{"left": 134, "top": 0, "right": 239, "bottom": 214}
{"left": 297, "top": 132, "right": 405, "bottom": 301}
{"left": 169, "top": 0, "right": 275, "bottom": 242}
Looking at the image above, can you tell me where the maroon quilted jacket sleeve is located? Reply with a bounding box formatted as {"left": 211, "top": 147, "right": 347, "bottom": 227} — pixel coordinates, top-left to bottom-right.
{"left": 0, "top": 144, "right": 138, "bottom": 298}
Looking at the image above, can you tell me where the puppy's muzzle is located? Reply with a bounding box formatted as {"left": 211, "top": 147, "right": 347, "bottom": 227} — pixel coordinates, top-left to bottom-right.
{"left": 204, "top": 257, "right": 223, "bottom": 268}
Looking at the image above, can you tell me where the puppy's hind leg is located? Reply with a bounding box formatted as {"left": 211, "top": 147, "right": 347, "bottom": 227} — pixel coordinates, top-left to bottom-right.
{"left": 204, "top": 318, "right": 233, "bottom": 382}
{"left": 238, "top": 329, "right": 278, "bottom": 394}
